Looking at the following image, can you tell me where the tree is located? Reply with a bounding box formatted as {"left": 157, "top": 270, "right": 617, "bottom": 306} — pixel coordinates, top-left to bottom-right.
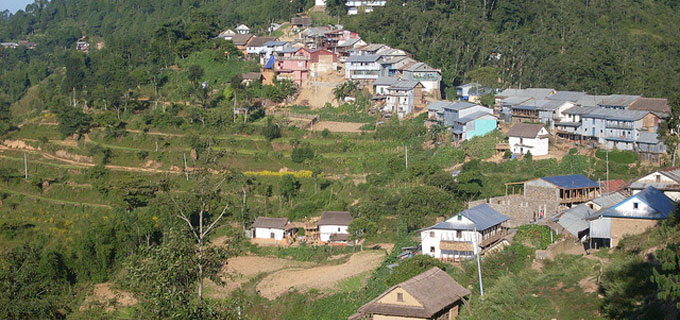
{"left": 397, "top": 186, "right": 455, "bottom": 232}
{"left": 659, "top": 95, "right": 680, "bottom": 165}
{"left": 187, "top": 64, "right": 204, "bottom": 86}
{"left": 279, "top": 174, "right": 301, "bottom": 208}
{"left": 53, "top": 104, "right": 91, "bottom": 138}
{"left": 291, "top": 145, "right": 314, "bottom": 163}
{"left": 325, "top": 0, "right": 346, "bottom": 18}
{"left": 652, "top": 243, "right": 680, "bottom": 309}
{"left": 262, "top": 116, "right": 281, "bottom": 141}
{"left": 348, "top": 216, "right": 377, "bottom": 250}
{"left": 165, "top": 167, "right": 231, "bottom": 315}
{"left": 0, "top": 95, "right": 11, "bottom": 136}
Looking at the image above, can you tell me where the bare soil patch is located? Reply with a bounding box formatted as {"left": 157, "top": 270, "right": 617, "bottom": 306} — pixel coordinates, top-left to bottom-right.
{"left": 256, "top": 251, "right": 385, "bottom": 299}
{"left": 55, "top": 150, "right": 93, "bottom": 163}
{"left": 579, "top": 276, "right": 599, "bottom": 293}
{"left": 2, "top": 139, "right": 38, "bottom": 150}
{"left": 311, "top": 121, "right": 366, "bottom": 133}
{"left": 80, "top": 283, "right": 137, "bottom": 312}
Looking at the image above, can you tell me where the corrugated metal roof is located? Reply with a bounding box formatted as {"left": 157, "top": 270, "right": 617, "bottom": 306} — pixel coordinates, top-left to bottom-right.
{"left": 500, "top": 96, "right": 533, "bottom": 106}
{"left": 548, "top": 91, "right": 587, "bottom": 102}
{"left": 660, "top": 167, "right": 680, "bottom": 182}
{"left": 598, "top": 95, "right": 641, "bottom": 107}
{"left": 424, "top": 204, "right": 509, "bottom": 232}
{"left": 575, "top": 95, "right": 607, "bottom": 107}
{"left": 557, "top": 204, "right": 593, "bottom": 238}
{"left": 443, "top": 101, "right": 477, "bottom": 111}
{"left": 582, "top": 108, "right": 650, "bottom": 121}
{"left": 373, "top": 77, "right": 399, "bottom": 86}
{"left": 542, "top": 174, "right": 600, "bottom": 189}
{"left": 359, "top": 43, "right": 386, "bottom": 52}
{"left": 591, "top": 191, "right": 627, "bottom": 209}
{"left": 637, "top": 131, "right": 660, "bottom": 144}
{"left": 389, "top": 80, "right": 421, "bottom": 90}
{"left": 518, "top": 99, "right": 568, "bottom": 111}
{"left": 594, "top": 187, "right": 674, "bottom": 220}
{"left": 498, "top": 88, "right": 555, "bottom": 99}
{"left": 457, "top": 111, "right": 494, "bottom": 124}
{"left": 427, "top": 100, "right": 455, "bottom": 112}
{"left": 347, "top": 54, "right": 380, "bottom": 63}
{"left": 563, "top": 106, "right": 597, "bottom": 115}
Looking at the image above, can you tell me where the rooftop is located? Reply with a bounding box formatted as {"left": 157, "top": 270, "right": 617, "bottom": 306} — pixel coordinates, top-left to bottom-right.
{"left": 589, "top": 187, "right": 674, "bottom": 220}
{"left": 443, "top": 101, "right": 477, "bottom": 111}
{"left": 541, "top": 174, "right": 600, "bottom": 189}
{"left": 598, "top": 94, "right": 641, "bottom": 107}
{"left": 507, "top": 123, "right": 547, "bottom": 138}
{"left": 252, "top": 217, "right": 289, "bottom": 229}
{"left": 347, "top": 54, "right": 381, "bottom": 63}
{"left": 425, "top": 204, "right": 509, "bottom": 232}
{"left": 548, "top": 91, "right": 587, "bottom": 102}
{"left": 317, "top": 211, "right": 353, "bottom": 226}
{"left": 498, "top": 88, "right": 555, "bottom": 99}
{"left": 389, "top": 80, "right": 421, "bottom": 91}
{"left": 628, "top": 98, "right": 670, "bottom": 115}
{"left": 373, "top": 77, "right": 400, "bottom": 87}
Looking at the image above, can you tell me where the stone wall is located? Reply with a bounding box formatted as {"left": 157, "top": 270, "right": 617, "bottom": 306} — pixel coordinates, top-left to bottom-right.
{"left": 469, "top": 188, "right": 561, "bottom": 228}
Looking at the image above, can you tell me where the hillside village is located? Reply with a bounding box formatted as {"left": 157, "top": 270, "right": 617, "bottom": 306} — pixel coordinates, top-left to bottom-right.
{"left": 1, "top": 1, "right": 680, "bottom": 319}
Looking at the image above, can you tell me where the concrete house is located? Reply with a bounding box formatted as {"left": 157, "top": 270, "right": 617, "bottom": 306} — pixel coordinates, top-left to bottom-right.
{"left": 345, "top": 54, "right": 381, "bottom": 83}
{"left": 588, "top": 186, "right": 674, "bottom": 248}
{"left": 426, "top": 100, "right": 454, "bottom": 122}
{"left": 373, "top": 77, "right": 399, "bottom": 96}
{"left": 629, "top": 167, "right": 680, "bottom": 201}
{"left": 251, "top": 217, "right": 290, "bottom": 241}
{"left": 274, "top": 47, "right": 310, "bottom": 85}
{"left": 512, "top": 99, "right": 575, "bottom": 128}
{"left": 507, "top": 123, "right": 549, "bottom": 156}
{"left": 597, "top": 94, "right": 641, "bottom": 110}
{"left": 349, "top": 267, "right": 471, "bottom": 320}
{"left": 523, "top": 174, "right": 600, "bottom": 207}
{"left": 442, "top": 102, "right": 496, "bottom": 142}
{"left": 236, "top": 24, "right": 250, "bottom": 34}
{"left": 384, "top": 80, "right": 424, "bottom": 118}
{"left": 317, "top": 211, "right": 353, "bottom": 243}
{"left": 402, "top": 62, "right": 441, "bottom": 95}
{"left": 420, "top": 204, "right": 509, "bottom": 261}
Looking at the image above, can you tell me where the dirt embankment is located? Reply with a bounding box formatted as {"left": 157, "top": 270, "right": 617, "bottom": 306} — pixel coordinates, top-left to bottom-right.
{"left": 80, "top": 283, "right": 137, "bottom": 312}
{"left": 310, "top": 121, "right": 366, "bottom": 133}
{"left": 256, "top": 250, "right": 385, "bottom": 300}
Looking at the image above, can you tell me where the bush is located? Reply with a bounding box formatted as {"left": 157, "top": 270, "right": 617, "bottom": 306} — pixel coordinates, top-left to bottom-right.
{"left": 321, "top": 128, "right": 330, "bottom": 138}
{"left": 595, "top": 149, "right": 638, "bottom": 164}
{"left": 262, "top": 117, "right": 281, "bottom": 141}
{"left": 291, "top": 146, "right": 314, "bottom": 163}
{"left": 514, "top": 225, "right": 553, "bottom": 250}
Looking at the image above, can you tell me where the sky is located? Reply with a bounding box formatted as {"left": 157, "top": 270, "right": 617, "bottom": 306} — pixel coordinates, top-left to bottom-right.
{"left": 1, "top": 0, "right": 34, "bottom": 13}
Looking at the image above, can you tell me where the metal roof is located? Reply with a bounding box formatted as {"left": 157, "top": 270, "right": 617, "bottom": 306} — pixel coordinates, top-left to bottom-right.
{"left": 405, "top": 62, "right": 439, "bottom": 72}
{"left": 359, "top": 43, "right": 386, "bottom": 52}
{"left": 598, "top": 95, "right": 641, "bottom": 107}
{"left": 498, "top": 88, "right": 555, "bottom": 99}
{"left": 389, "top": 80, "right": 421, "bottom": 90}
{"left": 591, "top": 191, "right": 627, "bottom": 209}
{"left": 562, "top": 106, "right": 597, "bottom": 115}
{"left": 591, "top": 187, "right": 674, "bottom": 220}
{"left": 457, "top": 111, "right": 494, "bottom": 124}
{"left": 518, "top": 99, "right": 569, "bottom": 111}
{"left": 557, "top": 204, "right": 593, "bottom": 238}
{"left": 373, "top": 77, "right": 399, "bottom": 86}
{"left": 347, "top": 54, "right": 380, "bottom": 63}
{"left": 443, "top": 101, "right": 477, "bottom": 111}
{"left": 500, "top": 96, "right": 533, "bottom": 106}
{"left": 548, "top": 91, "right": 587, "bottom": 102}
{"left": 427, "top": 100, "right": 455, "bottom": 112}
{"left": 582, "top": 108, "right": 650, "bottom": 121}
{"left": 507, "top": 123, "right": 546, "bottom": 138}
{"left": 575, "top": 95, "right": 607, "bottom": 107}
{"left": 263, "top": 41, "right": 287, "bottom": 47}
{"left": 637, "top": 131, "right": 661, "bottom": 144}
{"left": 427, "top": 204, "right": 509, "bottom": 232}
{"left": 541, "top": 174, "right": 600, "bottom": 189}
{"left": 252, "top": 216, "right": 289, "bottom": 229}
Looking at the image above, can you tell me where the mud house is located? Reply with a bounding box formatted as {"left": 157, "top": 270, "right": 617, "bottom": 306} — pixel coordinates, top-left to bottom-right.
{"left": 628, "top": 167, "right": 680, "bottom": 201}
{"left": 317, "top": 211, "right": 353, "bottom": 243}
{"left": 349, "top": 267, "right": 471, "bottom": 320}
{"left": 251, "top": 217, "right": 290, "bottom": 241}
{"left": 308, "top": 48, "right": 338, "bottom": 73}
{"left": 420, "top": 204, "right": 509, "bottom": 261}
{"left": 507, "top": 123, "right": 549, "bottom": 156}
{"left": 291, "top": 16, "right": 312, "bottom": 29}
{"left": 588, "top": 186, "right": 674, "bottom": 248}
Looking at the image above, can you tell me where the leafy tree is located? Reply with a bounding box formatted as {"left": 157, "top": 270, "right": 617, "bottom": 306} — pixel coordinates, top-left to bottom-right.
{"left": 0, "top": 95, "right": 11, "bottom": 136}
{"left": 187, "top": 64, "right": 204, "bottom": 86}
{"left": 291, "top": 145, "right": 314, "bottom": 163}
{"left": 262, "top": 116, "right": 281, "bottom": 141}
{"left": 347, "top": 216, "right": 377, "bottom": 250}
{"left": 53, "top": 104, "right": 91, "bottom": 138}
{"left": 652, "top": 243, "right": 680, "bottom": 309}
{"left": 385, "top": 255, "right": 447, "bottom": 287}
{"left": 280, "top": 174, "right": 301, "bottom": 208}
{"left": 397, "top": 186, "right": 455, "bottom": 231}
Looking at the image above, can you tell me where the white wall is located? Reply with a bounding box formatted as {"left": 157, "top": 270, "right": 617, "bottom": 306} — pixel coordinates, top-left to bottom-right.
{"left": 254, "top": 227, "right": 285, "bottom": 240}
{"left": 319, "top": 225, "right": 349, "bottom": 242}
{"left": 509, "top": 136, "right": 549, "bottom": 156}
{"left": 615, "top": 195, "right": 654, "bottom": 215}
{"left": 420, "top": 229, "right": 481, "bottom": 259}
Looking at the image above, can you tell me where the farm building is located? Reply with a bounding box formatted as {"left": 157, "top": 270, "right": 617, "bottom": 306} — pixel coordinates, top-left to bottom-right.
{"left": 420, "top": 204, "right": 509, "bottom": 261}
{"left": 349, "top": 267, "right": 471, "bottom": 320}
{"left": 317, "top": 211, "right": 353, "bottom": 244}
{"left": 251, "top": 217, "right": 290, "bottom": 241}
{"left": 587, "top": 186, "right": 674, "bottom": 248}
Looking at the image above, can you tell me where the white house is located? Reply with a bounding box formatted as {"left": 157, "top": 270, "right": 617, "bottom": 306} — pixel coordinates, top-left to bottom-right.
{"left": 401, "top": 62, "right": 441, "bottom": 95}
{"left": 315, "top": 0, "right": 327, "bottom": 6}
{"left": 507, "top": 123, "right": 549, "bottom": 156}
{"left": 384, "top": 80, "right": 423, "bottom": 119}
{"left": 236, "top": 24, "right": 250, "bottom": 34}
{"left": 372, "top": 77, "right": 399, "bottom": 96}
{"left": 420, "top": 204, "right": 509, "bottom": 260}
{"left": 251, "top": 216, "right": 289, "bottom": 241}
{"left": 346, "top": 0, "right": 387, "bottom": 15}
{"left": 345, "top": 54, "right": 381, "bottom": 82}
{"left": 588, "top": 186, "right": 675, "bottom": 247}
{"left": 628, "top": 167, "right": 680, "bottom": 201}
{"left": 216, "top": 29, "right": 236, "bottom": 41}
{"left": 317, "top": 211, "right": 353, "bottom": 243}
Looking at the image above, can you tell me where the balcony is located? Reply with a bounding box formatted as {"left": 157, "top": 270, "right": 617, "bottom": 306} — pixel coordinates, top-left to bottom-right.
{"left": 480, "top": 229, "right": 507, "bottom": 247}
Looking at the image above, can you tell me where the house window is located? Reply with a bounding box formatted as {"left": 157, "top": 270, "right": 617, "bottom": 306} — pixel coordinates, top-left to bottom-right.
{"left": 270, "top": 232, "right": 275, "bottom": 239}
{"left": 457, "top": 215, "right": 462, "bottom": 221}
{"left": 456, "top": 230, "right": 462, "bottom": 238}
{"left": 656, "top": 175, "right": 661, "bottom": 183}
{"left": 429, "top": 231, "right": 435, "bottom": 238}
{"left": 338, "top": 227, "right": 341, "bottom": 232}
{"left": 397, "top": 292, "right": 404, "bottom": 302}
{"left": 430, "top": 246, "right": 435, "bottom": 253}
{"left": 520, "top": 138, "right": 523, "bottom": 144}
{"left": 633, "top": 202, "right": 639, "bottom": 209}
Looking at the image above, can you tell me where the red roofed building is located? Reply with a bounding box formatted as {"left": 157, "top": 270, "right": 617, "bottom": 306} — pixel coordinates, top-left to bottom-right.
{"left": 599, "top": 179, "right": 626, "bottom": 194}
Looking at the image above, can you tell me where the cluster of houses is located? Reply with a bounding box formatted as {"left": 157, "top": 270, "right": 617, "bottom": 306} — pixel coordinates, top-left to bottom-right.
{"left": 218, "top": 20, "right": 442, "bottom": 119}
{"left": 248, "top": 210, "right": 353, "bottom": 246}
{"left": 314, "top": 0, "right": 388, "bottom": 15}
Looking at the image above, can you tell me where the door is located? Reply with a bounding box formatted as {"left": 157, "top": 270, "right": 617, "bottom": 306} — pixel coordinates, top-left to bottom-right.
{"left": 270, "top": 232, "right": 275, "bottom": 239}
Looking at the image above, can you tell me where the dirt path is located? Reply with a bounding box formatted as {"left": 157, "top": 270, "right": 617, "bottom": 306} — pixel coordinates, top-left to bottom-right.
{"left": 256, "top": 250, "right": 385, "bottom": 299}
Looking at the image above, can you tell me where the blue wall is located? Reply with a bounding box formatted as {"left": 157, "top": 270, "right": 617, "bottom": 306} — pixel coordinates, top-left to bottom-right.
{"left": 465, "top": 119, "right": 497, "bottom": 140}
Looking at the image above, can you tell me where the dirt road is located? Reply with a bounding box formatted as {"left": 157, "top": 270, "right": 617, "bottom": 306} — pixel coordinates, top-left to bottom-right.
{"left": 311, "top": 121, "right": 367, "bottom": 133}
{"left": 256, "top": 250, "right": 385, "bottom": 299}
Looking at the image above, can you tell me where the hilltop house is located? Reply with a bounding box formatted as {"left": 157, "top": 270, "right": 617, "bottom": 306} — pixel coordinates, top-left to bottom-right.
{"left": 628, "top": 167, "right": 680, "bottom": 201}
{"left": 588, "top": 187, "right": 674, "bottom": 247}
{"left": 511, "top": 99, "right": 575, "bottom": 128}
{"left": 217, "top": 29, "right": 236, "bottom": 40}
{"left": 346, "top": 0, "right": 388, "bottom": 15}
{"left": 383, "top": 80, "right": 424, "bottom": 119}
{"left": 507, "top": 123, "right": 549, "bottom": 156}
{"left": 420, "top": 204, "right": 509, "bottom": 261}
{"left": 345, "top": 54, "right": 381, "bottom": 83}
{"left": 317, "top": 211, "right": 353, "bottom": 244}
{"left": 523, "top": 174, "right": 600, "bottom": 207}
{"left": 274, "top": 47, "right": 310, "bottom": 85}
{"left": 402, "top": 62, "right": 441, "bottom": 96}
{"left": 236, "top": 24, "right": 250, "bottom": 34}
{"left": 251, "top": 217, "right": 290, "bottom": 241}
{"left": 349, "top": 267, "right": 471, "bottom": 320}
{"left": 442, "top": 102, "right": 496, "bottom": 142}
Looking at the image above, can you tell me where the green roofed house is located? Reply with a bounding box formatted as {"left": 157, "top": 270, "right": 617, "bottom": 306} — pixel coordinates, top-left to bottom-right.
{"left": 348, "top": 267, "right": 471, "bottom": 320}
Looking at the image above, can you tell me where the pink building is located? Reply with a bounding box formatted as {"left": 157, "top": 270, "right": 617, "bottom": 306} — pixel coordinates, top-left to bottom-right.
{"left": 275, "top": 48, "right": 310, "bottom": 85}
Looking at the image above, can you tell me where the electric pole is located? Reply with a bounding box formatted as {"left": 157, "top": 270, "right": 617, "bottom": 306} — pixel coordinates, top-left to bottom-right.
{"left": 24, "top": 153, "right": 28, "bottom": 179}
{"left": 183, "top": 153, "right": 189, "bottom": 181}
{"left": 405, "top": 145, "right": 408, "bottom": 169}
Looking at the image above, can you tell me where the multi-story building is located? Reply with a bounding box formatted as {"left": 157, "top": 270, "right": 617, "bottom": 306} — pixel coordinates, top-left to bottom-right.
{"left": 345, "top": 54, "right": 381, "bottom": 83}
{"left": 384, "top": 80, "right": 423, "bottom": 118}
{"left": 346, "top": 1, "right": 387, "bottom": 15}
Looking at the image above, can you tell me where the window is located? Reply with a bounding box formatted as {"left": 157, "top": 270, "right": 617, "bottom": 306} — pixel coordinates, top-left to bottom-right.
{"left": 456, "top": 230, "right": 462, "bottom": 238}
{"left": 338, "top": 227, "right": 341, "bottom": 232}
{"left": 397, "top": 292, "right": 404, "bottom": 302}
{"left": 656, "top": 174, "right": 661, "bottom": 183}
{"left": 430, "top": 246, "right": 435, "bottom": 253}
{"left": 429, "top": 231, "right": 435, "bottom": 238}
{"left": 457, "top": 215, "right": 462, "bottom": 221}
{"left": 633, "top": 202, "right": 639, "bottom": 209}
{"left": 270, "top": 232, "right": 275, "bottom": 239}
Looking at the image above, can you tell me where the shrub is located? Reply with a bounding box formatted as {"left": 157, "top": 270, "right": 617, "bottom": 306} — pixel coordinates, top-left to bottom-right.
{"left": 595, "top": 149, "right": 638, "bottom": 164}
{"left": 262, "top": 117, "right": 281, "bottom": 141}
{"left": 291, "top": 146, "right": 314, "bottom": 163}
{"left": 514, "top": 225, "right": 553, "bottom": 250}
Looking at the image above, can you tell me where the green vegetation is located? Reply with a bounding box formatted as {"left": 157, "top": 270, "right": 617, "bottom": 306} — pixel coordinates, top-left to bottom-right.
{"left": 514, "top": 225, "right": 555, "bottom": 250}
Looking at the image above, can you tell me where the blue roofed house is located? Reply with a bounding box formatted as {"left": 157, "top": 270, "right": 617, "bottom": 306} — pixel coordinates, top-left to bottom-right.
{"left": 587, "top": 186, "right": 675, "bottom": 247}
{"left": 524, "top": 174, "right": 600, "bottom": 207}
{"left": 442, "top": 102, "right": 497, "bottom": 142}
{"left": 420, "top": 204, "right": 509, "bottom": 261}
{"left": 555, "top": 191, "right": 627, "bottom": 241}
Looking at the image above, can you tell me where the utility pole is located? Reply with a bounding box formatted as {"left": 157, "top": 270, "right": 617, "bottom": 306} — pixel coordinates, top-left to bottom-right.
{"left": 475, "top": 226, "right": 484, "bottom": 298}
{"left": 606, "top": 148, "right": 609, "bottom": 194}
{"left": 183, "top": 153, "right": 189, "bottom": 181}
{"left": 405, "top": 145, "right": 409, "bottom": 169}
{"left": 24, "top": 153, "right": 28, "bottom": 179}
